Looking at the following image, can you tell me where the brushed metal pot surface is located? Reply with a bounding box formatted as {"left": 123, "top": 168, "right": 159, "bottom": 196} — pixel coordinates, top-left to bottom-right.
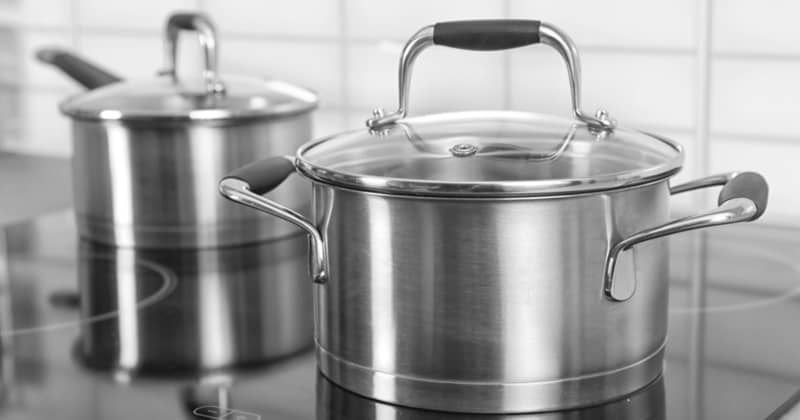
{"left": 71, "top": 115, "right": 312, "bottom": 248}
{"left": 77, "top": 233, "right": 313, "bottom": 375}
{"left": 221, "top": 167, "right": 766, "bottom": 413}
{"left": 315, "top": 180, "right": 669, "bottom": 412}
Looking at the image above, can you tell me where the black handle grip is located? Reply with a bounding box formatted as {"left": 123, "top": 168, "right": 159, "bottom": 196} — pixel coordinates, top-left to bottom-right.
{"left": 432, "top": 19, "right": 541, "bottom": 51}
{"left": 718, "top": 172, "right": 769, "bottom": 220}
{"left": 226, "top": 156, "right": 296, "bottom": 195}
{"left": 35, "top": 48, "right": 122, "bottom": 89}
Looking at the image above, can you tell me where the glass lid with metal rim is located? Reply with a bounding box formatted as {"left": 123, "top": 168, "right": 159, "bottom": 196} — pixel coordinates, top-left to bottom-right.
{"left": 61, "top": 13, "right": 317, "bottom": 122}
{"left": 296, "top": 19, "right": 683, "bottom": 197}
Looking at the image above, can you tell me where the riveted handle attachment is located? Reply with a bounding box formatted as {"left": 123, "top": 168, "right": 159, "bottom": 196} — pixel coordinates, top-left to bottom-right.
{"left": 162, "top": 12, "right": 225, "bottom": 94}
{"left": 366, "top": 19, "right": 615, "bottom": 131}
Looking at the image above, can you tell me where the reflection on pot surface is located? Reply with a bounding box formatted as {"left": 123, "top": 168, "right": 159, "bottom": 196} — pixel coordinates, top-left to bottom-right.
{"left": 77, "top": 233, "right": 312, "bottom": 375}
{"left": 316, "top": 374, "right": 666, "bottom": 420}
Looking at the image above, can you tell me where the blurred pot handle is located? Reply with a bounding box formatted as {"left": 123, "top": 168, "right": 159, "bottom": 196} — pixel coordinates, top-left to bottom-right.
{"left": 36, "top": 48, "right": 122, "bottom": 89}
{"left": 161, "top": 12, "right": 225, "bottom": 94}
{"left": 604, "top": 172, "right": 769, "bottom": 302}
{"left": 219, "top": 156, "right": 328, "bottom": 283}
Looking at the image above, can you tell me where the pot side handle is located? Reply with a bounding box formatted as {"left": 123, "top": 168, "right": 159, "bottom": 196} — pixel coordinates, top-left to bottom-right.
{"left": 604, "top": 172, "right": 769, "bottom": 302}
{"left": 219, "top": 156, "right": 328, "bottom": 283}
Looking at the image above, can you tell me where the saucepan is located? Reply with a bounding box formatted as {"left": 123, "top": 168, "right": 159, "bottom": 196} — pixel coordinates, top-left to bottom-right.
{"left": 39, "top": 11, "right": 318, "bottom": 248}
{"left": 219, "top": 20, "right": 769, "bottom": 413}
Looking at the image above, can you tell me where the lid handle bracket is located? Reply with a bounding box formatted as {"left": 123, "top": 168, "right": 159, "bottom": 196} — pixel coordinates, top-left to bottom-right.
{"left": 161, "top": 12, "right": 226, "bottom": 95}
{"left": 365, "top": 20, "right": 615, "bottom": 131}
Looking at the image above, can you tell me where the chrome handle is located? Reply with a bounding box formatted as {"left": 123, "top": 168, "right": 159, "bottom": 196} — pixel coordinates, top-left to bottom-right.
{"left": 365, "top": 20, "right": 615, "bottom": 131}
{"left": 219, "top": 157, "right": 328, "bottom": 283}
{"left": 161, "top": 12, "right": 226, "bottom": 95}
{"left": 604, "top": 172, "right": 769, "bottom": 302}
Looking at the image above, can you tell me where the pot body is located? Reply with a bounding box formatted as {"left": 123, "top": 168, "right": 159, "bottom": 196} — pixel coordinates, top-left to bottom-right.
{"left": 78, "top": 233, "right": 313, "bottom": 374}
{"left": 312, "top": 180, "right": 670, "bottom": 413}
{"left": 71, "top": 113, "right": 311, "bottom": 248}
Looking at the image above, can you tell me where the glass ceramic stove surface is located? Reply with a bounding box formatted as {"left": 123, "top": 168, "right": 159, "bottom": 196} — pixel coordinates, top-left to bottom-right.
{"left": 0, "top": 211, "right": 799, "bottom": 420}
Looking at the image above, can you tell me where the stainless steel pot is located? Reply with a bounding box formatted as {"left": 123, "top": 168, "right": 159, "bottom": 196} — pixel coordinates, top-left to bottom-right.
{"left": 219, "top": 20, "right": 769, "bottom": 413}
{"left": 53, "top": 12, "right": 317, "bottom": 249}
{"left": 77, "top": 233, "right": 313, "bottom": 375}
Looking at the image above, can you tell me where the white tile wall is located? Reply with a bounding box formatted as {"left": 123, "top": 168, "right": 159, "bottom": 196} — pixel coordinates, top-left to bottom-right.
{"left": 714, "top": 0, "right": 800, "bottom": 55}
{"left": 509, "top": 0, "right": 697, "bottom": 49}
{"left": 508, "top": 50, "right": 695, "bottom": 129}
{"left": 0, "top": 0, "right": 72, "bottom": 27}
{"left": 0, "top": 0, "right": 796, "bottom": 225}
{"left": 222, "top": 39, "right": 343, "bottom": 107}
{"left": 347, "top": 42, "right": 505, "bottom": 113}
{"left": 711, "top": 58, "right": 800, "bottom": 138}
{"left": 346, "top": 0, "right": 503, "bottom": 40}
{"left": 205, "top": 0, "right": 340, "bottom": 37}
{"left": 77, "top": 0, "right": 196, "bottom": 30}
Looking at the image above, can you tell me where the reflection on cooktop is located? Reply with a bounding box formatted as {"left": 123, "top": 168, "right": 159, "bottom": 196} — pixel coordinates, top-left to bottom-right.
{"left": 0, "top": 251, "right": 174, "bottom": 337}
{"left": 0, "top": 211, "right": 798, "bottom": 419}
{"left": 74, "top": 237, "right": 313, "bottom": 377}
{"left": 317, "top": 373, "right": 666, "bottom": 419}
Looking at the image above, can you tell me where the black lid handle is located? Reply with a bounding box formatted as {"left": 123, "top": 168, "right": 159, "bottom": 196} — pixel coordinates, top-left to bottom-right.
{"left": 432, "top": 20, "right": 542, "bottom": 51}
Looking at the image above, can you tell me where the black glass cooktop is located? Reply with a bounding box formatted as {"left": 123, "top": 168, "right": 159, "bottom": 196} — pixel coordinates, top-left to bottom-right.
{"left": 0, "top": 211, "right": 799, "bottom": 419}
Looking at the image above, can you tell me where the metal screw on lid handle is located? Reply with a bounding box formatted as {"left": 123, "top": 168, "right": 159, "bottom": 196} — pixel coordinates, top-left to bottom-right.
{"left": 161, "top": 12, "right": 226, "bottom": 95}
{"left": 365, "top": 20, "right": 616, "bottom": 130}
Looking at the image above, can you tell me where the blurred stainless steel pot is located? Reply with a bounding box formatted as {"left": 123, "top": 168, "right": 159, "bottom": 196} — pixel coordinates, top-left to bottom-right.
{"left": 219, "top": 20, "right": 769, "bottom": 413}
{"left": 48, "top": 12, "right": 317, "bottom": 249}
{"left": 77, "top": 233, "right": 313, "bottom": 375}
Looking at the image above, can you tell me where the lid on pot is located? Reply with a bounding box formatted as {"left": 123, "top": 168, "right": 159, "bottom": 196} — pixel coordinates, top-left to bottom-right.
{"left": 294, "top": 20, "right": 683, "bottom": 197}
{"left": 297, "top": 111, "right": 683, "bottom": 197}
{"left": 60, "top": 13, "right": 317, "bottom": 122}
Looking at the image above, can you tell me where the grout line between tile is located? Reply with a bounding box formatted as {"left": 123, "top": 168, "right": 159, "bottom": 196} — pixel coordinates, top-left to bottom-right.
{"left": 69, "top": 0, "right": 79, "bottom": 49}
{"left": 694, "top": 0, "right": 713, "bottom": 182}
{"left": 337, "top": 0, "right": 350, "bottom": 127}
{"left": 688, "top": 2, "right": 713, "bottom": 417}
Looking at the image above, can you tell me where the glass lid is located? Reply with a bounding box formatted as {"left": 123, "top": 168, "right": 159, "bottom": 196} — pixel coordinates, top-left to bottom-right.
{"left": 60, "top": 75, "right": 318, "bottom": 122}
{"left": 296, "top": 111, "right": 683, "bottom": 197}
{"left": 61, "top": 12, "right": 317, "bottom": 122}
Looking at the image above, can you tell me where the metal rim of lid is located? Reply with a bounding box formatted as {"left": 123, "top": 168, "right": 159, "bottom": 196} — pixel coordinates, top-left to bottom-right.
{"left": 294, "top": 111, "right": 685, "bottom": 198}
{"left": 59, "top": 78, "right": 319, "bottom": 122}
